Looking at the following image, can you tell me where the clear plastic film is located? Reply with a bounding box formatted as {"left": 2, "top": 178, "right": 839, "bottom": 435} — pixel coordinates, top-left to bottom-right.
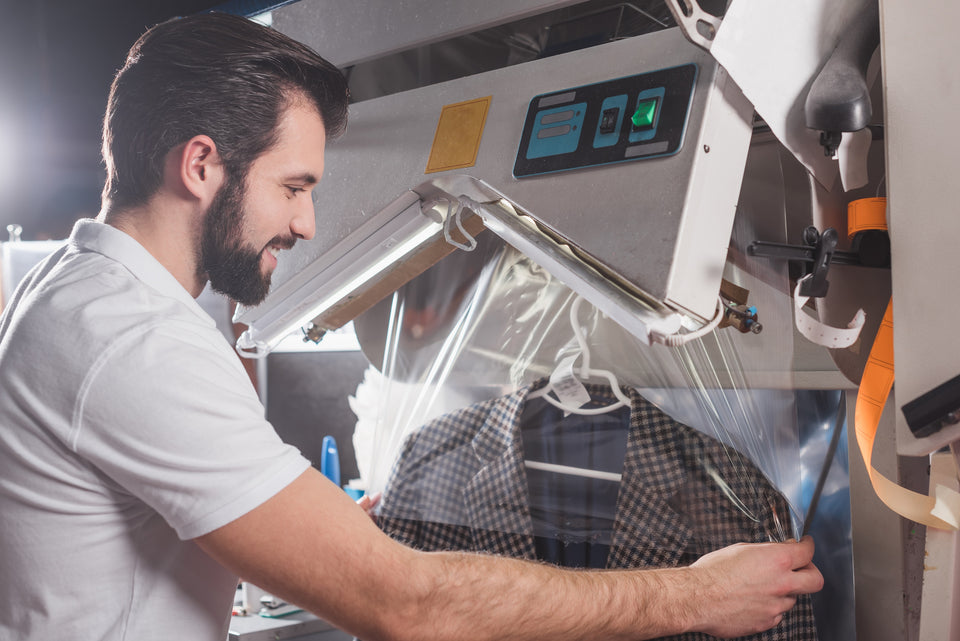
{"left": 341, "top": 124, "right": 829, "bottom": 635}
{"left": 349, "top": 223, "right": 807, "bottom": 517}
{"left": 347, "top": 220, "right": 819, "bottom": 635}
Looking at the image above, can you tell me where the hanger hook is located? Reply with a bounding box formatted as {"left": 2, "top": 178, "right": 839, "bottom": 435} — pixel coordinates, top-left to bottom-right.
{"left": 569, "top": 295, "right": 592, "bottom": 374}
{"left": 441, "top": 199, "right": 478, "bottom": 251}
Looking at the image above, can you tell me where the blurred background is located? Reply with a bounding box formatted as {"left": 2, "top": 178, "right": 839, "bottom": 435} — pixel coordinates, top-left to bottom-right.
{"left": 0, "top": 1, "right": 223, "bottom": 241}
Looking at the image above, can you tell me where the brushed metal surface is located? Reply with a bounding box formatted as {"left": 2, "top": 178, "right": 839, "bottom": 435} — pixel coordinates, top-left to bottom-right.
{"left": 258, "top": 28, "right": 752, "bottom": 325}
{"left": 272, "top": 0, "right": 586, "bottom": 67}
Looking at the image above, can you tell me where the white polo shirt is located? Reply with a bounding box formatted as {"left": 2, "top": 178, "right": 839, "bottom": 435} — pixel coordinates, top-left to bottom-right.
{"left": 0, "top": 220, "right": 311, "bottom": 640}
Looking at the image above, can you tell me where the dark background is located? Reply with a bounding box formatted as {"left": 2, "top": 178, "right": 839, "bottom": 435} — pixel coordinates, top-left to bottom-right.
{"left": 0, "top": 0, "right": 677, "bottom": 241}
{"left": 0, "top": 0, "right": 369, "bottom": 481}
{"left": 0, "top": 1, "right": 225, "bottom": 241}
{"left": 266, "top": 352, "right": 368, "bottom": 484}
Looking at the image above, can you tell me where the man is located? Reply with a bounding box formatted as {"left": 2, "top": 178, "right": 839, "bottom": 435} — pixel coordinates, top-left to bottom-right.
{"left": 0, "top": 12, "right": 822, "bottom": 641}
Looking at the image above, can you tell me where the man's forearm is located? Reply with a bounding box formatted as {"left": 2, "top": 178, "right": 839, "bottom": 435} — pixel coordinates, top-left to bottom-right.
{"left": 394, "top": 550, "right": 696, "bottom": 641}
{"left": 197, "top": 469, "right": 820, "bottom": 641}
{"left": 367, "top": 536, "right": 820, "bottom": 641}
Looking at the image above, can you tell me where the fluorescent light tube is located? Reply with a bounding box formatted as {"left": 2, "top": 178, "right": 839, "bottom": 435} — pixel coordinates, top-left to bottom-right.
{"left": 234, "top": 191, "right": 442, "bottom": 357}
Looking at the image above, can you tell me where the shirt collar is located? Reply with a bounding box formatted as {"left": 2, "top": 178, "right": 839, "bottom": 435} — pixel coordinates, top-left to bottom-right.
{"left": 69, "top": 218, "right": 214, "bottom": 325}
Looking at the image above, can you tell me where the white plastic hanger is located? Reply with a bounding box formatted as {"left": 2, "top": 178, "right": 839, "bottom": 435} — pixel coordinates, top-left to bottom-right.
{"left": 527, "top": 296, "right": 631, "bottom": 415}
{"left": 524, "top": 296, "right": 629, "bottom": 482}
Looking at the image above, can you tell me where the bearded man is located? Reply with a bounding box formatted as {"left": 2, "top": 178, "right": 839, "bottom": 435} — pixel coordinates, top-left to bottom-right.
{"left": 0, "top": 12, "right": 821, "bottom": 641}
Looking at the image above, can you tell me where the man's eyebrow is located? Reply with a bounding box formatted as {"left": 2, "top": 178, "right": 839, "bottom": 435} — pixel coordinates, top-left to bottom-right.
{"left": 286, "top": 173, "right": 319, "bottom": 185}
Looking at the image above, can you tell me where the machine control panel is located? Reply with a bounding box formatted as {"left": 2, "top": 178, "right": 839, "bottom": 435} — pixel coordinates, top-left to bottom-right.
{"left": 513, "top": 64, "right": 697, "bottom": 178}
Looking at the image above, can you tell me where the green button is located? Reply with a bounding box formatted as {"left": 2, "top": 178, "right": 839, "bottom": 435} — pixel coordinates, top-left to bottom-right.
{"left": 631, "top": 99, "right": 657, "bottom": 128}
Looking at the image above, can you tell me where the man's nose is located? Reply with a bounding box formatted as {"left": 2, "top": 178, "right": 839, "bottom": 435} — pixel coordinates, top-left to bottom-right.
{"left": 291, "top": 199, "right": 316, "bottom": 241}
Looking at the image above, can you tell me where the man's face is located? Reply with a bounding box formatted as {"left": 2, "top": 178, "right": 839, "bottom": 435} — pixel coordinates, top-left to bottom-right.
{"left": 199, "top": 171, "right": 280, "bottom": 306}
{"left": 199, "top": 101, "right": 326, "bottom": 306}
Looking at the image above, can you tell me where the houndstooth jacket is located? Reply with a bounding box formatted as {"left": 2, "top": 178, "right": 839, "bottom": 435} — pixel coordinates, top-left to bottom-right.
{"left": 379, "top": 381, "right": 817, "bottom": 641}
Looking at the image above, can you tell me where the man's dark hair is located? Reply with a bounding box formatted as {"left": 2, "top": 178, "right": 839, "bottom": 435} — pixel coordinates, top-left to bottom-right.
{"left": 101, "top": 12, "right": 349, "bottom": 210}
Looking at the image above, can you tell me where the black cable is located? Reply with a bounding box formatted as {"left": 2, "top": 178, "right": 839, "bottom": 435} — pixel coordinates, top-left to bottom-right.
{"left": 802, "top": 393, "right": 846, "bottom": 537}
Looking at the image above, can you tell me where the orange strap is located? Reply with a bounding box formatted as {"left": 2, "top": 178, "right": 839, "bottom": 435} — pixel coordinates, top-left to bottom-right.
{"left": 850, "top": 198, "right": 959, "bottom": 530}
{"left": 847, "top": 197, "right": 889, "bottom": 237}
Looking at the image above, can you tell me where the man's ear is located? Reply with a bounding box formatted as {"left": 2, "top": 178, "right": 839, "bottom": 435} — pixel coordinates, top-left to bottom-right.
{"left": 179, "top": 135, "right": 225, "bottom": 203}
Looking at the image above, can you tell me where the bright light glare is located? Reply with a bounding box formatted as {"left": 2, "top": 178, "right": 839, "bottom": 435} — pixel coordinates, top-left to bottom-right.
{"left": 274, "top": 321, "right": 361, "bottom": 353}
{"left": 0, "top": 116, "right": 15, "bottom": 197}
{"left": 236, "top": 220, "right": 440, "bottom": 356}
{"left": 250, "top": 11, "right": 273, "bottom": 27}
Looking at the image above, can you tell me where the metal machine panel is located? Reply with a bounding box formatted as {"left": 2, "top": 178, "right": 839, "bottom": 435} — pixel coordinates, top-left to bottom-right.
{"left": 247, "top": 27, "right": 754, "bottom": 342}
{"left": 512, "top": 64, "right": 697, "bottom": 176}
{"left": 272, "top": 0, "right": 586, "bottom": 67}
{"left": 882, "top": 0, "right": 960, "bottom": 455}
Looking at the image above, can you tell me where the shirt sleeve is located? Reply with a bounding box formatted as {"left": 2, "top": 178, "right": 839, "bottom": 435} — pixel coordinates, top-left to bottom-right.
{"left": 73, "top": 317, "right": 311, "bottom": 540}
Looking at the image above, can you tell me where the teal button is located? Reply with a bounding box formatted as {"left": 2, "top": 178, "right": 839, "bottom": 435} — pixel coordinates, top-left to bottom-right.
{"left": 631, "top": 99, "right": 657, "bottom": 128}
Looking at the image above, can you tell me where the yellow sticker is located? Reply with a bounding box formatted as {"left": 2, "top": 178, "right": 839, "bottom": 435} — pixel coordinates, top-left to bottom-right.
{"left": 425, "top": 96, "right": 492, "bottom": 174}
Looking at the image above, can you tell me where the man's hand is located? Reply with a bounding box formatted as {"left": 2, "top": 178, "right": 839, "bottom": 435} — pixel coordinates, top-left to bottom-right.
{"left": 356, "top": 492, "right": 381, "bottom": 522}
{"left": 687, "top": 536, "right": 823, "bottom": 638}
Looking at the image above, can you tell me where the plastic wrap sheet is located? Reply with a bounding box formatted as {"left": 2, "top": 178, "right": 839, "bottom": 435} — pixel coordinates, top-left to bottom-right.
{"left": 348, "top": 227, "right": 822, "bottom": 635}
{"left": 348, "top": 223, "right": 809, "bottom": 556}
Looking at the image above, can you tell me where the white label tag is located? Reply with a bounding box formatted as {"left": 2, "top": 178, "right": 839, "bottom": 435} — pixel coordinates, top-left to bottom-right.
{"left": 793, "top": 277, "right": 865, "bottom": 348}
{"left": 549, "top": 354, "right": 593, "bottom": 408}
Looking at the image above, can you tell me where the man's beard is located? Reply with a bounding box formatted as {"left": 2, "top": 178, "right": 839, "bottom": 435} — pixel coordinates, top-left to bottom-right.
{"left": 199, "top": 172, "right": 281, "bottom": 307}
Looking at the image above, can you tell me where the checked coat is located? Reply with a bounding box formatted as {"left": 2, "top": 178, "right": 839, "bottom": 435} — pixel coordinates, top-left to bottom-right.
{"left": 379, "top": 381, "right": 817, "bottom": 641}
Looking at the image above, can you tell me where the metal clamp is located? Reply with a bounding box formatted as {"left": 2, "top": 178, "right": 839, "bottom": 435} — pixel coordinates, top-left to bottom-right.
{"left": 747, "top": 225, "right": 888, "bottom": 299}
{"left": 664, "top": 0, "right": 724, "bottom": 51}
